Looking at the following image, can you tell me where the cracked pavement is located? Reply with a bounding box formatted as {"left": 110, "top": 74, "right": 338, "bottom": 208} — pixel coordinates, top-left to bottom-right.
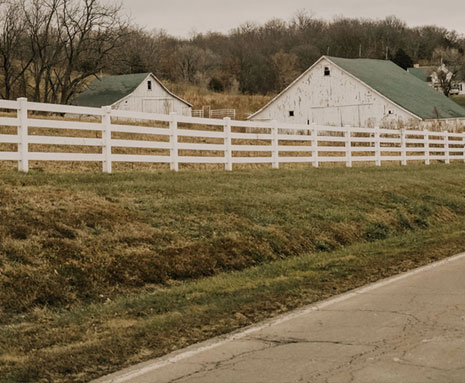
{"left": 93, "top": 253, "right": 465, "bottom": 383}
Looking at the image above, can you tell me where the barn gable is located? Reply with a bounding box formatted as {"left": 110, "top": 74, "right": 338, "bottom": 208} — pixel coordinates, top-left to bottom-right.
{"left": 73, "top": 73, "right": 192, "bottom": 110}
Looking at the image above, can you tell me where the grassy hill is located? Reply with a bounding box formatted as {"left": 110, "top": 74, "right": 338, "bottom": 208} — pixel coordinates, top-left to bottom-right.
{"left": 2, "top": 164, "right": 465, "bottom": 382}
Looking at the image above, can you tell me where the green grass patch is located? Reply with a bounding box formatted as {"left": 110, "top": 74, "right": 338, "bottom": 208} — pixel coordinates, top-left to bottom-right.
{"left": 2, "top": 164, "right": 465, "bottom": 381}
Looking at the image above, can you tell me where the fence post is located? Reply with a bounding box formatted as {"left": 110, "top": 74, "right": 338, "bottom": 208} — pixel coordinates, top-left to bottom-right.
{"left": 224, "top": 117, "right": 232, "bottom": 171}
{"left": 271, "top": 120, "right": 279, "bottom": 169}
{"left": 102, "top": 106, "right": 112, "bottom": 173}
{"left": 17, "top": 97, "right": 29, "bottom": 172}
{"left": 312, "top": 122, "right": 319, "bottom": 168}
{"left": 444, "top": 130, "right": 450, "bottom": 164}
{"left": 344, "top": 125, "right": 352, "bottom": 167}
{"left": 170, "top": 112, "right": 179, "bottom": 171}
{"left": 400, "top": 128, "right": 407, "bottom": 166}
{"left": 463, "top": 131, "right": 465, "bottom": 163}
{"left": 374, "top": 126, "right": 381, "bottom": 166}
{"left": 424, "top": 129, "right": 430, "bottom": 165}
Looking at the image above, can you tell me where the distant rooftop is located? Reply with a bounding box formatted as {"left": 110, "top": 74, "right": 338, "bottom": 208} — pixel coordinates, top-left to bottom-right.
{"left": 407, "top": 65, "right": 465, "bottom": 83}
{"left": 73, "top": 73, "right": 192, "bottom": 108}
{"left": 407, "top": 66, "right": 435, "bottom": 82}
{"left": 73, "top": 73, "right": 150, "bottom": 107}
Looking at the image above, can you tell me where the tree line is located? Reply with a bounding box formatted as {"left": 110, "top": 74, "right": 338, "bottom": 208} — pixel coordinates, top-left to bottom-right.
{"left": 0, "top": 0, "right": 127, "bottom": 103}
{"left": 1, "top": 2, "right": 464, "bottom": 102}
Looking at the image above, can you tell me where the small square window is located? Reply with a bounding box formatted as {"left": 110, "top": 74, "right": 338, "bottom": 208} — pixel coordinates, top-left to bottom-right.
{"left": 324, "top": 67, "right": 330, "bottom": 76}
{"left": 289, "top": 111, "right": 295, "bottom": 117}
{"left": 147, "top": 81, "right": 152, "bottom": 90}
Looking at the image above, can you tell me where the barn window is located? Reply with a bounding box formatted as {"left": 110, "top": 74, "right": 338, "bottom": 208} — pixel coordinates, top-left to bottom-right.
{"left": 388, "top": 110, "right": 393, "bottom": 115}
{"left": 147, "top": 80, "right": 152, "bottom": 90}
{"left": 324, "top": 66, "right": 331, "bottom": 76}
{"left": 289, "top": 110, "right": 295, "bottom": 117}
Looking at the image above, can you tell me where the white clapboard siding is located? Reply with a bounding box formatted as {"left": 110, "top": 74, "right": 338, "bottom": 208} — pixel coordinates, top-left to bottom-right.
{"left": 1, "top": 98, "right": 464, "bottom": 173}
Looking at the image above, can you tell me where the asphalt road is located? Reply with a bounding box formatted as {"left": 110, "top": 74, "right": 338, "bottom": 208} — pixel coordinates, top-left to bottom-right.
{"left": 93, "top": 252, "right": 465, "bottom": 383}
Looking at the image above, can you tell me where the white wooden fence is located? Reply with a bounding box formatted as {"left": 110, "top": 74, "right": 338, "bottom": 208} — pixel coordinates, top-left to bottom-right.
{"left": 209, "top": 109, "right": 236, "bottom": 119}
{"left": 0, "top": 98, "right": 464, "bottom": 173}
{"left": 191, "top": 109, "right": 204, "bottom": 118}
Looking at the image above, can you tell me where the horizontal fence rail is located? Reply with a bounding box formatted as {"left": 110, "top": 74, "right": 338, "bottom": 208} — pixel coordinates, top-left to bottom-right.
{"left": 0, "top": 97, "right": 464, "bottom": 173}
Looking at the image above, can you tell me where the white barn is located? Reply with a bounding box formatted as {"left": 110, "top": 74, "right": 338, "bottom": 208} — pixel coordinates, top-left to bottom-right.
{"left": 73, "top": 73, "right": 192, "bottom": 116}
{"left": 248, "top": 56, "right": 465, "bottom": 129}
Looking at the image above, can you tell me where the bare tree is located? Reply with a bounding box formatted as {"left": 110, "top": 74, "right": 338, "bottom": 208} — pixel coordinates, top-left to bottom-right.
{"left": 52, "top": 0, "right": 129, "bottom": 104}
{"left": 20, "top": 0, "right": 128, "bottom": 103}
{"left": 0, "top": 0, "right": 33, "bottom": 99}
{"left": 271, "top": 51, "right": 300, "bottom": 90}
{"left": 23, "top": 0, "right": 63, "bottom": 102}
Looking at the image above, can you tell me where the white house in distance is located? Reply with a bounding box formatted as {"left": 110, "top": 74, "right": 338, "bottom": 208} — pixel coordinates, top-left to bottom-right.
{"left": 407, "top": 65, "right": 465, "bottom": 96}
{"left": 248, "top": 56, "right": 465, "bottom": 129}
{"left": 73, "top": 73, "right": 192, "bottom": 116}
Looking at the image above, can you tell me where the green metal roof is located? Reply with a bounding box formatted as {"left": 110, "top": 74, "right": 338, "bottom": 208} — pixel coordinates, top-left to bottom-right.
{"left": 73, "top": 73, "right": 150, "bottom": 107}
{"left": 327, "top": 56, "right": 465, "bottom": 120}
{"left": 407, "top": 67, "right": 435, "bottom": 82}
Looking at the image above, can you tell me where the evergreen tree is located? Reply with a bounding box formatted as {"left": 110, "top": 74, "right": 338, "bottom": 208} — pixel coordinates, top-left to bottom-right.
{"left": 393, "top": 48, "right": 414, "bottom": 70}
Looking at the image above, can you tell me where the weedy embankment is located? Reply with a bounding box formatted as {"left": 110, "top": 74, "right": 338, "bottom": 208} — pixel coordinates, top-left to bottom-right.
{"left": 1, "top": 164, "right": 465, "bottom": 382}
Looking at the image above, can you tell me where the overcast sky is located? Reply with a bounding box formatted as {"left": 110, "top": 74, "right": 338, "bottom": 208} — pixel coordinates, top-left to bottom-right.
{"left": 120, "top": 0, "right": 465, "bottom": 37}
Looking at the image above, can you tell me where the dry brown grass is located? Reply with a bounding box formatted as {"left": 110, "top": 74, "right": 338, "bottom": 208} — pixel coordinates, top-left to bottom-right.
{"left": 2, "top": 164, "right": 465, "bottom": 317}
{"left": 165, "top": 82, "right": 274, "bottom": 120}
{"left": 2, "top": 164, "right": 465, "bottom": 382}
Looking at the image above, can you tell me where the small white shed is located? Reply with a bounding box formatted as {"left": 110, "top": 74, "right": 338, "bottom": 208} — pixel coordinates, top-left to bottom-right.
{"left": 73, "top": 73, "right": 192, "bottom": 116}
